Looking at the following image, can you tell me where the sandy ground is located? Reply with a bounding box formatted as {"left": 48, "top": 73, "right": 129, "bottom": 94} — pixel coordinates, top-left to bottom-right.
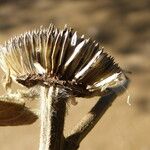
{"left": 0, "top": 0, "right": 150, "bottom": 150}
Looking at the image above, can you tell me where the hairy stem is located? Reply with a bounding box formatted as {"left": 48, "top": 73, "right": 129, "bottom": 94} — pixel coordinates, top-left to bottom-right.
{"left": 64, "top": 77, "right": 129, "bottom": 150}
{"left": 64, "top": 91, "right": 117, "bottom": 150}
{"left": 39, "top": 85, "right": 68, "bottom": 150}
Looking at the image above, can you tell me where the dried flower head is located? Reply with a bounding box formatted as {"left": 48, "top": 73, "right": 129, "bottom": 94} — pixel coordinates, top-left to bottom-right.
{"left": 0, "top": 24, "right": 124, "bottom": 98}
{"left": 0, "top": 24, "right": 129, "bottom": 150}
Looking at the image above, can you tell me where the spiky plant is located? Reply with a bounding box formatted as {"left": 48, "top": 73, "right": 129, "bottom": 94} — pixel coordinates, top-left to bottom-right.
{"left": 0, "top": 24, "right": 129, "bottom": 150}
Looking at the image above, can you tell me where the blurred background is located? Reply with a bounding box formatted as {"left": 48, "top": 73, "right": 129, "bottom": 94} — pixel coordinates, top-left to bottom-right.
{"left": 0, "top": 0, "right": 149, "bottom": 150}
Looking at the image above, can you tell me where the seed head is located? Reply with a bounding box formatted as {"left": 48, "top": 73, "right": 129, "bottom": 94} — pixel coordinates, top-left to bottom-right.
{"left": 0, "top": 24, "right": 124, "bottom": 97}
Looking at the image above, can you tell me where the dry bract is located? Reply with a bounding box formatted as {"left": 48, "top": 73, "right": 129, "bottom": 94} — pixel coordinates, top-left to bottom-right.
{"left": 0, "top": 24, "right": 123, "bottom": 97}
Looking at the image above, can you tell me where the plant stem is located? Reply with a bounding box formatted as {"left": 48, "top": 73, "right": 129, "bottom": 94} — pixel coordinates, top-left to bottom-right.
{"left": 39, "top": 85, "right": 68, "bottom": 150}
{"left": 64, "top": 77, "right": 129, "bottom": 150}
{"left": 64, "top": 91, "right": 117, "bottom": 150}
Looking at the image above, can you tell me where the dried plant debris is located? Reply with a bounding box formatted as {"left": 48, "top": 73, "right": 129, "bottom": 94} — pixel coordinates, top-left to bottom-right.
{"left": 0, "top": 91, "right": 38, "bottom": 126}
{"left": 0, "top": 24, "right": 125, "bottom": 98}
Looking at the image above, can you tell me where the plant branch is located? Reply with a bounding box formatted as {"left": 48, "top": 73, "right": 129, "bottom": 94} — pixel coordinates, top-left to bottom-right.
{"left": 64, "top": 76, "right": 129, "bottom": 150}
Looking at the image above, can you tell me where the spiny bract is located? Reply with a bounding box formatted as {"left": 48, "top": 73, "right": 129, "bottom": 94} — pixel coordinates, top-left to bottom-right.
{"left": 0, "top": 24, "right": 123, "bottom": 97}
